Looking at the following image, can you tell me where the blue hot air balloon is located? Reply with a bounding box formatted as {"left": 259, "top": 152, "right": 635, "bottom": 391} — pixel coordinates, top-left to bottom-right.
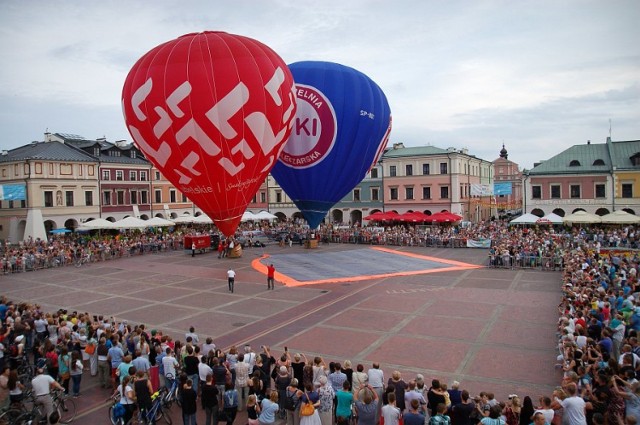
{"left": 271, "top": 61, "right": 392, "bottom": 228}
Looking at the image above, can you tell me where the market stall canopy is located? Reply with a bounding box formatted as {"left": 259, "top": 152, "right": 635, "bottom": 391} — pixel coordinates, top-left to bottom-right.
{"left": 110, "top": 216, "right": 150, "bottom": 229}
{"left": 600, "top": 210, "right": 640, "bottom": 224}
{"left": 430, "top": 211, "right": 462, "bottom": 223}
{"left": 145, "top": 217, "right": 175, "bottom": 227}
{"left": 49, "top": 228, "right": 71, "bottom": 234}
{"left": 363, "top": 211, "right": 387, "bottom": 221}
{"left": 172, "top": 214, "right": 196, "bottom": 224}
{"left": 563, "top": 210, "right": 602, "bottom": 224}
{"left": 77, "top": 218, "right": 115, "bottom": 230}
{"left": 509, "top": 213, "right": 540, "bottom": 225}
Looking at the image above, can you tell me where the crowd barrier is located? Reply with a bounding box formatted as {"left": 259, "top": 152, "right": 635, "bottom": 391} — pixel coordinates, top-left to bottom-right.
{"left": 487, "top": 254, "right": 564, "bottom": 271}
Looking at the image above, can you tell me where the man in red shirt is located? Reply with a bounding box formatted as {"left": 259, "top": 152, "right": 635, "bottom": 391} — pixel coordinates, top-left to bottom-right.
{"left": 267, "top": 264, "right": 275, "bottom": 290}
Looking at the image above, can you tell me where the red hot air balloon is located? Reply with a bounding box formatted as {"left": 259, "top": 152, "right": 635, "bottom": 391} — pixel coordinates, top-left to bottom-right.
{"left": 122, "top": 32, "right": 296, "bottom": 236}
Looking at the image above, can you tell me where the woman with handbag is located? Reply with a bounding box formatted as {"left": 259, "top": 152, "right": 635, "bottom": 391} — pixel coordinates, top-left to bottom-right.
{"left": 299, "top": 383, "right": 321, "bottom": 425}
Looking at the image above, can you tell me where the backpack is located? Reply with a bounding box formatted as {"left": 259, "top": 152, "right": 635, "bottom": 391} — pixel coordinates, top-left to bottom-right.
{"left": 283, "top": 390, "right": 297, "bottom": 411}
{"left": 225, "top": 390, "right": 238, "bottom": 408}
{"left": 8, "top": 343, "right": 19, "bottom": 357}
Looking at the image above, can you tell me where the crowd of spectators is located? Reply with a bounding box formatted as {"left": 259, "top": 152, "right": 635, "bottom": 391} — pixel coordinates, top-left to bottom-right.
{"left": 2, "top": 220, "right": 640, "bottom": 425}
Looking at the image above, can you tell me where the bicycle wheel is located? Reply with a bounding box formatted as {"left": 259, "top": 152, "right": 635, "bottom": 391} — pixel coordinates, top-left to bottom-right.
{"left": 159, "top": 406, "right": 172, "bottom": 425}
{"left": 108, "top": 405, "right": 119, "bottom": 425}
{"left": 57, "top": 396, "right": 77, "bottom": 424}
{"left": 0, "top": 408, "right": 24, "bottom": 425}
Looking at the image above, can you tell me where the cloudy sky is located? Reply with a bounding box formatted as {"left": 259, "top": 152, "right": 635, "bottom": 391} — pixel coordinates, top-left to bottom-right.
{"left": 1, "top": 0, "right": 638, "bottom": 169}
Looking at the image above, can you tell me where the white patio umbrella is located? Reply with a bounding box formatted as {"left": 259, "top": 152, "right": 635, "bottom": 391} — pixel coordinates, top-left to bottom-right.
{"left": 540, "top": 212, "right": 564, "bottom": 224}
{"left": 77, "top": 218, "right": 115, "bottom": 230}
{"left": 254, "top": 211, "right": 278, "bottom": 220}
{"left": 241, "top": 211, "right": 257, "bottom": 222}
{"left": 192, "top": 214, "right": 213, "bottom": 224}
{"left": 145, "top": 217, "right": 176, "bottom": 227}
{"left": 563, "top": 210, "right": 602, "bottom": 224}
{"left": 172, "top": 214, "right": 196, "bottom": 224}
{"left": 600, "top": 210, "right": 640, "bottom": 224}
{"left": 109, "top": 216, "right": 150, "bottom": 229}
{"left": 508, "top": 213, "right": 540, "bottom": 225}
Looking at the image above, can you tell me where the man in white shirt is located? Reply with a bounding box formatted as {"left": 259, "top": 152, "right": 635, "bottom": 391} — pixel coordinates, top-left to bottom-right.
{"left": 552, "top": 383, "right": 586, "bottom": 425}
{"left": 227, "top": 268, "right": 236, "bottom": 293}
{"left": 32, "top": 366, "right": 64, "bottom": 422}
{"left": 368, "top": 363, "right": 384, "bottom": 423}
{"left": 198, "top": 356, "right": 213, "bottom": 390}
{"left": 162, "top": 349, "right": 179, "bottom": 390}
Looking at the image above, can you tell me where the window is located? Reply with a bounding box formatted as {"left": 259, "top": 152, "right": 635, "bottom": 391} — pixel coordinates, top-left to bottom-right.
{"left": 85, "top": 191, "right": 93, "bottom": 206}
{"left": 390, "top": 187, "right": 398, "bottom": 200}
{"left": 155, "top": 171, "right": 161, "bottom": 181}
{"left": 93, "top": 147, "right": 100, "bottom": 157}
{"left": 131, "top": 190, "right": 138, "bottom": 204}
{"left": 276, "top": 191, "right": 282, "bottom": 203}
{"left": 251, "top": 194, "right": 257, "bottom": 203}
{"left": 170, "top": 189, "right": 177, "bottom": 203}
{"left": 260, "top": 192, "right": 266, "bottom": 203}
{"left": 389, "top": 166, "right": 397, "bottom": 177}
{"left": 370, "top": 168, "right": 378, "bottom": 179}
{"left": 129, "top": 171, "right": 137, "bottom": 181}
{"left": 371, "top": 188, "right": 379, "bottom": 201}
{"left": 44, "top": 191, "right": 53, "bottom": 207}
{"left": 155, "top": 189, "right": 162, "bottom": 203}
{"left": 440, "top": 186, "right": 449, "bottom": 199}
{"left": 570, "top": 185, "right": 581, "bottom": 199}
{"left": 622, "top": 183, "right": 633, "bottom": 198}
{"left": 551, "top": 185, "right": 561, "bottom": 199}
{"left": 102, "top": 170, "right": 110, "bottom": 180}
{"left": 405, "top": 187, "right": 414, "bottom": 200}
{"left": 116, "top": 191, "right": 125, "bottom": 205}
{"left": 532, "top": 186, "right": 542, "bottom": 199}
{"left": 103, "top": 191, "right": 111, "bottom": 206}
{"left": 422, "top": 164, "right": 430, "bottom": 175}
{"left": 405, "top": 164, "right": 413, "bottom": 176}
{"left": 595, "top": 184, "right": 606, "bottom": 198}
{"left": 440, "top": 162, "right": 448, "bottom": 174}
{"left": 593, "top": 159, "right": 605, "bottom": 166}
{"left": 140, "top": 191, "right": 148, "bottom": 204}
{"left": 422, "top": 187, "right": 431, "bottom": 199}
{"left": 116, "top": 170, "right": 123, "bottom": 181}
{"left": 8, "top": 201, "right": 13, "bottom": 209}
{"left": 182, "top": 194, "right": 187, "bottom": 202}
{"left": 131, "top": 150, "right": 137, "bottom": 159}
{"left": 353, "top": 189, "right": 360, "bottom": 201}
{"left": 65, "top": 191, "right": 74, "bottom": 207}
{"left": 109, "top": 150, "right": 121, "bottom": 157}
{"left": 140, "top": 171, "right": 147, "bottom": 181}
{"left": 569, "top": 160, "right": 581, "bottom": 166}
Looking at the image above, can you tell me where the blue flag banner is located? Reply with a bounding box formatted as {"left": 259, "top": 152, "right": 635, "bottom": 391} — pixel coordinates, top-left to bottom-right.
{"left": 494, "top": 182, "right": 512, "bottom": 195}
{"left": 0, "top": 184, "right": 26, "bottom": 201}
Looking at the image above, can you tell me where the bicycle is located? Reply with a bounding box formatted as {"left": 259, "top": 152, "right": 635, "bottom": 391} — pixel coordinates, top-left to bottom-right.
{"left": 162, "top": 373, "right": 181, "bottom": 409}
{"left": 108, "top": 391, "right": 128, "bottom": 425}
{"left": 52, "top": 389, "right": 77, "bottom": 424}
{"left": 74, "top": 252, "right": 91, "bottom": 268}
{"left": 130, "top": 388, "right": 172, "bottom": 425}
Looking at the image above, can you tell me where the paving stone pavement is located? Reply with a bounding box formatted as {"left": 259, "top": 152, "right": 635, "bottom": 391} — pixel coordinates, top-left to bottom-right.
{"left": 0, "top": 243, "right": 563, "bottom": 423}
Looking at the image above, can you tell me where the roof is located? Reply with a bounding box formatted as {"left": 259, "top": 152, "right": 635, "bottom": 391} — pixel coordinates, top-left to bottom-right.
{"left": 608, "top": 140, "right": 640, "bottom": 170}
{"left": 57, "top": 134, "right": 151, "bottom": 166}
{"left": 0, "top": 141, "right": 97, "bottom": 163}
{"left": 382, "top": 145, "right": 451, "bottom": 158}
{"left": 528, "top": 142, "right": 611, "bottom": 175}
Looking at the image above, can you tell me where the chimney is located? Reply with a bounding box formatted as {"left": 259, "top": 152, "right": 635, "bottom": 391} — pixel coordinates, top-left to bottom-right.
{"left": 1, "top": 150, "right": 8, "bottom": 156}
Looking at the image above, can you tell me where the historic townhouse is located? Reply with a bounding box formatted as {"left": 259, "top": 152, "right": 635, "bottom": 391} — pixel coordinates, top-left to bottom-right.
{"left": 492, "top": 144, "right": 523, "bottom": 217}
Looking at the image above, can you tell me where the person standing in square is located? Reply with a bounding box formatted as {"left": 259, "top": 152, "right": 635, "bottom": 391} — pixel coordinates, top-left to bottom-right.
{"left": 267, "top": 264, "right": 275, "bottom": 290}
{"left": 227, "top": 268, "right": 236, "bottom": 293}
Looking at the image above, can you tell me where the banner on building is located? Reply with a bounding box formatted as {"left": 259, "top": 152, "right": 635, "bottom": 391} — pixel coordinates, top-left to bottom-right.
{"left": 0, "top": 184, "right": 26, "bottom": 201}
{"left": 466, "top": 238, "right": 492, "bottom": 248}
{"left": 470, "top": 184, "right": 493, "bottom": 196}
{"left": 494, "top": 182, "right": 513, "bottom": 195}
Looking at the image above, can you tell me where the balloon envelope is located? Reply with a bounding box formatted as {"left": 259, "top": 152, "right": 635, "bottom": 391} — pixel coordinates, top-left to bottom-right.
{"left": 122, "top": 31, "right": 297, "bottom": 236}
{"left": 271, "top": 61, "right": 391, "bottom": 228}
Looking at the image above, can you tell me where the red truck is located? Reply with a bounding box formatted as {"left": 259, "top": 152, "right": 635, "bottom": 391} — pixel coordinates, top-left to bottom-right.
{"left": 184, "top": 235, "right": 211, "bottom": 254}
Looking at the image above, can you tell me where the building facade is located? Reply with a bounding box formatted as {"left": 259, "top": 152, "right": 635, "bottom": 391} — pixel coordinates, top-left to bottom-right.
{"left": 492, "top": 144, "right": 523, "bottom": 216}
{"left": 523, "top": 137, "right": 640, "bottom": 217}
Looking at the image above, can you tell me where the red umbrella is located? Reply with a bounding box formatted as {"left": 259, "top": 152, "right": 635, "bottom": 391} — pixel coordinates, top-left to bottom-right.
{"left": 430, "top": 211, "right": 462, "bottom": 223}
{"left": 363, "top": 211, "right": 387, "bottom": 221}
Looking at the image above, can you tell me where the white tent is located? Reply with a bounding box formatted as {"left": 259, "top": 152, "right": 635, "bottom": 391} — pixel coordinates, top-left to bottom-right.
{"left": 172, "top": 214, "right": 196, "bottom": 224}
{"left": 600, "top": 210, "right": 640, "bottom": 224}
{"left": 254, "top": 211, "right": 278, "bottom": 220}
{"left": 77, "top": 218, "right": 116, "bottom": 230}
{"left": 538, "top": 212, "right": 564, "bottom": 224}
{"left": 192, "top": 214, "right": 213, "bottom": 224}
{"left": 509, "top": 213, "right": 540, "bottom": 225}
{"left": 110, "top": 216, "right": 150, "bottom": 229}
{"left": 145, "top": 217, "right": 176, "bottom": 227}
{"left": 563, "top": 210, "right": 602, "bottom": 224}
{"left": 241, "top": 211, "right": 257, "bottom": 222}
